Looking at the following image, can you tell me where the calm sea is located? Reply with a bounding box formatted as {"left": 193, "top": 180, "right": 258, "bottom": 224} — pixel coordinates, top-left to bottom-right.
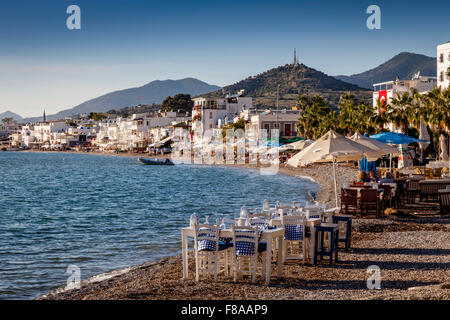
{"left": 0, "top": 152, "right": 319, "bottom": 299}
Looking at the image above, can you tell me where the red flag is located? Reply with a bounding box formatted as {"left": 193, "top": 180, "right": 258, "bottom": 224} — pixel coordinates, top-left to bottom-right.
{"left": 378, "top": 90, "right": 387, "bottom": 113}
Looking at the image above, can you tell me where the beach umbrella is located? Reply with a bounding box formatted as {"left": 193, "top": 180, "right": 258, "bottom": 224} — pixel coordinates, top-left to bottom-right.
{"left": 359, "top": 156, "right": 377, "bottom": 176}
{"left": 370, "top": 132, "right": 426, "bottom": 145}
{"left": 350, "top": 133, "right": 399, "bottom": 156}
{"left": 264, "top": 141, "right": 284, "bottom": 148}
{"left": 285, "top": 139, "right": 315, "bottom": 151}
{"left": 287, "top": 130, "right": 377, "bottom": 208}
{"left": 351, "top": 132, "right": 400, "bottom": 171}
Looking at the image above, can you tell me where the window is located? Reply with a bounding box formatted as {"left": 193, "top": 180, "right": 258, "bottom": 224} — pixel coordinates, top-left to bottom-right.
{"left": 209, "top": 111, "right": 212, "bottom": 119}
{"left": 439, "top": 54, "right": 444, "bottom": 63}
{"left": 440, "top": 72, "right": 444, "bottom": 82}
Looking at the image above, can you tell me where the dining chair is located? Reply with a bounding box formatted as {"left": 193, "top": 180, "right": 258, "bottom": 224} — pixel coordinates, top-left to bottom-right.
{"left": 193, "top": 223, "right": 232, "bottom": 282}
{"left": 231, "top": 225, "right": 267, "bottom": 283}
{"left": 281, "top": 215, "right": 306, "bottom": 264}
{"left": 379, "top": 184, "right": 392, "bottom": 209}
{"left": 406, "top": 180, "right": 420, "bottom": 203}
{"left": 359, "top": 188, "right": 380, "bottom": 216}
{"left": 340, "top": 188, "right": 359, "bottom": 215}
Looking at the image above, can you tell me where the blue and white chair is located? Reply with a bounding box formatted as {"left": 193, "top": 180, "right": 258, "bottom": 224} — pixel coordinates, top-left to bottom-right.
{"left": 231, "top": 225, "right": 267, "bottom": 283}
{"left": 194, "top": 222, "right": 232, "bottom": 282}
{"left": 281, "top": 215, "right": 306, "bottom": 264}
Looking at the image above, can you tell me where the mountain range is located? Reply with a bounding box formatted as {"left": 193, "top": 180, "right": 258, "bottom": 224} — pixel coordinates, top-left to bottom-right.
{"left": 4, "top": 51, "right": 437, "bottom": 122}
{"left": 22, "top": 78, "right": 220, "bottom": 122}
{"left": 0, "top": 110, "right": 24, "bottom": 122}
{"left": 334, "top": 52, "right": 436, "bottom": 89}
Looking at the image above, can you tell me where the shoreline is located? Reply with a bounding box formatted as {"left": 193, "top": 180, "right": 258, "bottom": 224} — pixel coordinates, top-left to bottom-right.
{"left": 24, "top": 150, "right": 449, "bottom": 300}
{"left": 19, "top": 149, "right": 356, "bottom": 300}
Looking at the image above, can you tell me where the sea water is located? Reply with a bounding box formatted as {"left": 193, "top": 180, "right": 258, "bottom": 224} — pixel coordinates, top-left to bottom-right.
{"left": 0, "top": 152, "right": 319, "bottom": 299}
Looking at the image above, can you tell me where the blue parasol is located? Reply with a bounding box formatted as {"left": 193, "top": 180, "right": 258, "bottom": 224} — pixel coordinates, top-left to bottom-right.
{"left": 370, "top": 132, "right": 427, "bottom": 145}
{"left": 359, "top": 156, "right": 377, "bottom": 177}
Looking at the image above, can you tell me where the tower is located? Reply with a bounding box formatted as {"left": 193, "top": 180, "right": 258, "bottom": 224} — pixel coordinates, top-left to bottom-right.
{"left": 43, "top": 110, "right": 46, "bottom": 123}
{"left": 293, "top": 48, "right": 298, "bottom": 66}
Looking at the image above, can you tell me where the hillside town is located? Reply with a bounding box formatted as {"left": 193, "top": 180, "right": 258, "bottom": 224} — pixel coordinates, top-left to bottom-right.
{"left": 1, "top": 42, "right": 449, "bottom": 157}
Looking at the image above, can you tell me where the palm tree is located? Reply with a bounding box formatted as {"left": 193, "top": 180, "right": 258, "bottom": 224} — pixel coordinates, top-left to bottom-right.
{"left": 296, "top": 94, "right": 330, "bottom": 139}
{"left": 386, "top": 91, "right": 415, "bottom": 134}
{"left": 423, "top": 87, "right": 450, "bottom": 161}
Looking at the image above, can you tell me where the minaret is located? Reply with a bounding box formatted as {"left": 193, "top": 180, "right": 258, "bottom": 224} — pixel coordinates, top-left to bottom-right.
{"left": 43, "top": 110, "right": 46, "bottom": 123}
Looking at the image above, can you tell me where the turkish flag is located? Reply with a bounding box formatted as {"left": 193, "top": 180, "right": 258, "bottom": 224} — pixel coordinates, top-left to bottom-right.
{"left": 378, "top": 90, "right": 387, "bottom": 113}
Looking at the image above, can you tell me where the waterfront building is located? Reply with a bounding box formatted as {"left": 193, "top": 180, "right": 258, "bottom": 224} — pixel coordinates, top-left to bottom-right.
{"left": 0, "top": 121, "right": 20, "bottom": 138}
{"left": 191, "top": 91, "right": 252, "bottom": 135}
{"left": 372, "top": 75, "right": 437, "bottom": 108}
{"left": 437, "top": 42, "right": 450, "bottom": 89}
{"left": 245, "top": 109, "right": 301, "bottom": 139}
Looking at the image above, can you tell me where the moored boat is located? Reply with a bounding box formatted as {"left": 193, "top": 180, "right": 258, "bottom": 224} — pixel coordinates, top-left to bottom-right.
{"left": 138, "top": 157, "right": 175, "bottom": 166}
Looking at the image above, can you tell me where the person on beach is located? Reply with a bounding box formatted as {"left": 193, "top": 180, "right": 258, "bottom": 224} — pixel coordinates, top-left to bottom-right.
{"left": 380, "top": 172, "right": 395, "bottom": 183}
{"left": 369, "top": 170, "right": 379, "bottom": 183}
{"left": 357, "top": 171, "right": 370, "bottom": 182}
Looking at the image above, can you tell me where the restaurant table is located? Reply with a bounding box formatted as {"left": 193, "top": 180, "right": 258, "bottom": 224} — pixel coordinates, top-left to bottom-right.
{"left": 270, "top": 217, "right": 322, "bottom": 265}
{"left": 181, "top": 226, "right": 285, "bottom": 285}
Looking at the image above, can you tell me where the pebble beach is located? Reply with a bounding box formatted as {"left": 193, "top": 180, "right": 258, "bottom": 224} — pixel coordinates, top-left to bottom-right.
{"left": 35, "top": 154, "right": 450, "bottom": 300}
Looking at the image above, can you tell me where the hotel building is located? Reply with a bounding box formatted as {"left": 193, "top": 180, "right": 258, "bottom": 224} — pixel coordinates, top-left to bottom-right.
{"left": 437, "top": 42, "right": 450, "bottom": 89}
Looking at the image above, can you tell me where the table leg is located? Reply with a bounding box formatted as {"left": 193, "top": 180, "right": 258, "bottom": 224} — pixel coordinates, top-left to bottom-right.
{"left": 182, "top": 230, "right": 189, "bottom": 279}
{"left": 309, "top": 226, "right": 316, "bottom": 265}
{"left": 277, "top": 235, "right": 283, "bottom": 278}
{"left": 265, "top": 235, "right": 272, "bottom": 285}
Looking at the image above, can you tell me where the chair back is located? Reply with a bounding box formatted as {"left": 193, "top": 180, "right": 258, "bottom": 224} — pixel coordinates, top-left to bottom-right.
{"left": 424, "top": 168, "right": 434, "bottom": 180}
{"left": 341, "top": 188, "right": 358, "bottom": 204}
{"left": 379, "top": 184, "right": 392, "bottom": 198}
{"left": 281, "top": 215, "right": 305, "bottom": 241}
{"left": 232, "top": 225, "right": 259, "bottom": 256}
{"left": 249, "top": 215, "right": 269, "bottom": 227}
{"left": 194, "top": 223, "right": 219, "bottom": 252}
{"left": 407, "top": 179, "right": 420, "bottom": 191}
{"left": 360, "top": 188, "right": 378, "bottom": 202}
{"left": 304, "top": 207, "right": 322, "bottom": 220}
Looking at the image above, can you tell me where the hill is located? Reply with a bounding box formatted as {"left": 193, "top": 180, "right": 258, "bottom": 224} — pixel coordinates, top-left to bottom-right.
{"left": 206, "top": 63, "right": 371, "bottom": 109}
{"left": 334, "top": 52, "right": 436, "bottom": 89}
{"left": 24, "top": 78, "right": 220, "bottom": 122}
{"left": 0, "top": 110, "right": 24, "bottom": 122}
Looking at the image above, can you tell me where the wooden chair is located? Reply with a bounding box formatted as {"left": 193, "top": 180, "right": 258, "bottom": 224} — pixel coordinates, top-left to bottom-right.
{"left": 281, "top": 215, "right": 306, "bottom": 264}
{"left": 424, "top": 168, "right": 434, "bottom": 180}
{"left": 406, "top": 180, "right": 420, "bottom": 203}
{"left": 193, "top": 223, "right": 232, "bottom": 282}
{"left": 359, "top": 189, "right": 380, "bottom": 216}
{"left": 231, "top": 225, "right": 267, "bottom": 283}
{"left": 433, "top": 168, "right": 443, "bottom": 179}
{"left": 379, "top": 184, "right": 393, "bottom": 209}
{"left": 340, "top": 188, "right": 359, "bottom": 215}
{"left": 439, "top": 189, "right": 450, "bottom": 215}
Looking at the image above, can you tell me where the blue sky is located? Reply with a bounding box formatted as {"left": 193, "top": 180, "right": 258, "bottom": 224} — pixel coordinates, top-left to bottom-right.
{"left": 0, "top": 0, "right": 449, "bottom": 117}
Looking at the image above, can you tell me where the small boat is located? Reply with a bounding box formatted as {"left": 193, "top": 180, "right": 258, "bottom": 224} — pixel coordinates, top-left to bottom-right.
{"left": 138, "top": 157, "right": 175, "bottom": 166}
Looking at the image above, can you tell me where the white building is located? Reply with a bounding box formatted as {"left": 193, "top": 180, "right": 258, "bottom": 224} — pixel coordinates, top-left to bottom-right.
{"left": 93, "top": 112, "right": 190, "bottom": 151}
{"left": 437, "top": 42, "right": 450, "bottom": 89}
{"left": 192, "top": 92, "right": 252, "bottom": 135}
{"left": 372, "top": 75, "right": 437, "bottom": 107}
{"left": 246, "top": 109, "right": 301, "bottom": 139}
{"left": 33, "top": 121, "right": 69, "bottom": 144}
{"left": 0, "top": 121, "right": 20, "bottom": 138}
